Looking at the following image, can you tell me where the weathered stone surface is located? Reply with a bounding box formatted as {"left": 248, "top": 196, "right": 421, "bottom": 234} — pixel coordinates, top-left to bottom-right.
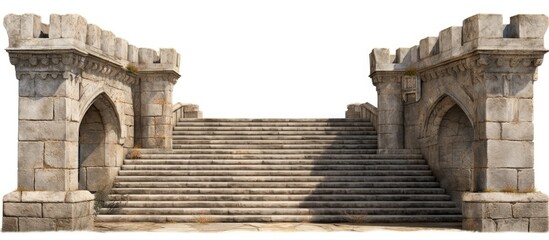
{"left": 439, "top": 26, "right": 462, "bottom": 52}
{"left": 43, "top": 202, "right": 92, "bottom": 218}
{"left": 487, "top": 203, "right": 512, "bottom": 219}
{"left": 462, "top": 14, "right": 503, "bottom": 42}
{"left": 3, "top": 191, "right": 22, "bottom": 202}
{"left": 485, "top": 140, "right": 533, "bottom": 168}
{"left": 462, "top": 192, "right": 549, "bottom": 203}
{"left": 529, "top": 218, "right": 549, "bottom": 232}
{"left": 462, "top": 218, "right": 496, "bottom": 232}
{"left": 2, "top": 217, "right": 18, "bottom": 232}
{"left": 518, "top": 169, "right": 535, "bottom": 191}
{"left": 18, "top": 120, "right": 68, "bottom": 141}
{"left": 34, "top": 169, "right": 71, "bottom": 191}
{"left": 501, "top": 122, "right": 533, "bottom": 141}
{"left": 65, "top": 190, "right": 94, "bottom": 203}
{"left": 21, "top": 191, "right": 66, "bottom": 203}
{"left": 509, "top": 14, "right": 549, "bottom": 39}
{"left": 19, "top": 217, "right": 57, "bottom": 231}
{"left": 495, "top": 218, "right": 529, "bottom": 232}
{"left": 18, "top": 141, "right": 44, "bottom": 169}
{"left": 513, "top": 203, "right": 548, "bottom": 218}
{"left": 44, "top": 141, "right": 78, "bottom": 168}
{"left": 484, "top": 98, "right": 516, "bottom": 122}
{"left": 17, "top": 169, "right": 34, "bottom": 191}
{"left": 19, "top": 97, "right": 54, "bottom": 120}
{"left": 4, "top": 203, "right": 42, "bottom": 217}
{"left": 419, "top": 37, "right": 438, "bottom": 59}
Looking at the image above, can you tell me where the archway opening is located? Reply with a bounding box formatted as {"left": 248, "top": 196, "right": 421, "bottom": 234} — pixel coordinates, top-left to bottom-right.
{"left": 437, "top": 104, "right": 474, "bottom": 201}
{"left": 78, "top": 94, "right": 123, "bottom": 192}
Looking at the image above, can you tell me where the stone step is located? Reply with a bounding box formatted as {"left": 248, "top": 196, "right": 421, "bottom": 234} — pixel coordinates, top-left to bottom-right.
{"left": 113, "top": 181, "right": 441, "bottom": 188}
{"left": 172, "top": 139, "right": 378, "bottom": 145}
{"left": 173, "top": 126, "right": 376, "bottom": 131}
{"left": 178, "top": 118, "right": 371, "bottom": 123}
{"left": 107, "top": 194, "right": 451, "bottom": 202}
{"left": 123, "top": 159, "right": 428, "bottom": 166}
{"left": 98, "top": 207, "right": 461, "bottom": 216}
{"left": 114, "top": 175, "right": 436, "bottom": 182}
{"left": 172, "top": 135, "right": 377, "bottom": 140}
{"left": 121, "top": 164, "right": 430, "bottom": 171}
{"left": 134, "top": 154, "right": 423, "bottom": 160}
{"left": 117, "top": 170, "right": 433, "bottom": 177}
{"left": 176, "top": 123, "right": 374, "bottom": 128}
{"left": 110, "top": 187, "right": 446, "bottom": 195}
{"left": 173, "top": 130, "right": 377, "bottom": 135}
{"left": 172, "top": 144, "right": 378, "bottom": 149}
{"left": 100, "top": 200, "right": 457, "bottom": 209}
{"left": 138, "top": 149, "right": 380, "bottom": 155}
{"left": 95, "top": 214, "right": 462, "bottom": 223}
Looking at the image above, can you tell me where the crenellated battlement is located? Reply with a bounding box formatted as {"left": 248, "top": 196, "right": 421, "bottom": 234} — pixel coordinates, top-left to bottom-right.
{"left": 3, "top": 13, "right": 180, "bottom": 73}
{"left": 370, "top": 14, "right": 549, "bottom": 74}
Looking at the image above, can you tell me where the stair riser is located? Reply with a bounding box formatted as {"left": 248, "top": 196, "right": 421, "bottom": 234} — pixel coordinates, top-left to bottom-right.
{"left": 117, "top": 170, "right": 433, "bottom": 177}
{"left": 113, "top": 182, "right": 441, "bottom": 188}
{"left": 102, "top": 201, "right": 457, "bottom": 208}
{"left": 111, "top": 188, "right": 446, "bottom": 195}
{"left": 172, "top": 136, "right": 377, "bottom": 140}
{"left": 172, "top": 144, "right": 378, "bottom": 149}
{"left": 173, "top": 127, "right": 376, "bottom": 131}
{"left": 134, "top": 154, "right": 421, "bottom": 160}
{"left": 107, "top": 195, "right": 451, "bottom": 201}
{"left": 138, "top": 150, "right": 381, "bottom": 154}
{"left": 123, "top": 160, "right": 428, "bottom": 165}
{"left": 172, "top": 140, "right": 378, "bottom": 144}
{"left": 99, "top": 208, "right": 461, "bottom": 216}
{"left": 174, "top": 131, "right": 377, "bottom": 135}
{"left": 114, "top": 176, "right": 436, "bottom": 182}
{"left": 121, "top": 165, "right": 430, "bottom": 171}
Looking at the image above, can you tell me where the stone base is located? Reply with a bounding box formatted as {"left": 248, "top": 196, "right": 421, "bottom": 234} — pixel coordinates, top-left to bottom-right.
{"left": 462, "top": 192, "right": 548, "bottom": 232}
{"left": 2, "top": 190, "right": 95, "bottom": 232}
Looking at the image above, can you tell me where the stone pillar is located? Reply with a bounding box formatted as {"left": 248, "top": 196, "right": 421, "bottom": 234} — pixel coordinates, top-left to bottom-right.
{"left": 371, "top": 72, "right": 404, "bottom": 151}
{"left": 3, "top": 14, "right": 94, "bottom": 231}
{"left": 138, "top": 48, "right": 180, "bottom": 149}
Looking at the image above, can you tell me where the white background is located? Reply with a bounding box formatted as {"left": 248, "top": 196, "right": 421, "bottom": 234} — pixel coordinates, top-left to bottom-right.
{"left": 0, "top": 0, "right": 548, "bottom": 239}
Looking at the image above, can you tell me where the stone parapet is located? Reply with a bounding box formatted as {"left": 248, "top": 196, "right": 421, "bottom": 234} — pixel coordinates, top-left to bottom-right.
{"left": 345, "top": 103, "right": 377, "bottom": 131}
{"left": 4, "top": 13, "right": 180, "bottom": 75}
{"left": 462, "top": 192, "right": 548, "bottom": 232}
{"left": 369, "top": 14, "right": 548, "bottom": 74}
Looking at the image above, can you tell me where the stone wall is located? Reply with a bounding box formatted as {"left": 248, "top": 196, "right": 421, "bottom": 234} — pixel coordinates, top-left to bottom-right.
{"left": 368, "top": 13, "right": 549, "bottom": 232}
{"left": 2, "top": 13, "right": 180, "bottom": 231}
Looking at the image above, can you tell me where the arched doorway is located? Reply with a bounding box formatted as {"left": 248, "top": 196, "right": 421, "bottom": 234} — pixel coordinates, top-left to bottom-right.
{"left": 78, "top": 93, "right": 123, "bottom": 192}
{"left": 423, "top": 95, "right": 474, "bottom": 203}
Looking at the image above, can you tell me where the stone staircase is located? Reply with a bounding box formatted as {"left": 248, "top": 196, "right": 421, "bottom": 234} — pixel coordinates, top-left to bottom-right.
{"left": 96, "top": 119, "right": 462, "bottom": 225}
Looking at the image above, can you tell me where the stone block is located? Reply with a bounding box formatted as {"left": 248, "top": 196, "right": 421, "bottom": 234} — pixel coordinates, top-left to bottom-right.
{"left": 395, "top": 48, "right": 409, "bottom": 63}
{"left": 101, "top": 30, "right": 115, "bottom": 56}
{"left": 115, "top": 38, "right": 128, "bottom": 60}
{"left": 518, "top": 99, "right": 533, "bottom": 122}
{"left": 513, "top": 203, "right": 548, "bottom": 218}
{"left": 462, "top": 202, "right": 486, "bottom": 218}
{"left": 22, "top": 191, "right": 66, "bottom": 203}
{"left": 19, "top": 78, "right": 35, "bottom": 97}
{"left": 483, "top": 140, "right": 533, "bottom": 168}
{"left": 45, "top": 141, "right": 78, "bottom": 168}
{"left": 484, "top": 98, "right": 517, "bottom": 122}
{"left": 43, "top": 202, "right": 92, "bottom": 219}
{"left": 19, "top": 97, "right": 54, "bottom": 120}
{"left": 518, "top": 169, "right": 535, "bottom": 191}
{"left": 138, "top": 48, "right": 158, "bottom": 64}
{"left": 57, "top": 14, "right": 87, "bottom": 42}
{"left": 4, "top": 14, "right": 22, "bottom": 42}
{"left": 18, "top": 141, "right": 44, "bottom": 169}
{"left": 476, "top": 168, "right": 517, "bottom": 190}
{"left": 509, "top": 14, "right": 549, "bottom": 39}
{"left": 476, "top": 122, "right": 501, "bottom": 140}
{"left": 501, "top": 122, "right": 533, "bottom": 141}
{"left": 2, "top": 217, "right": 18, "bottom": 232}
{"left": 34, "top": 169, "right": 71, "bottom": 191}
{"left": 529, "top": 218, "right": 549, "bottom": 232}
{"left": 35, "top": 78, "right": 67, "bottom": 97}
{"left": 142, "top": 104, "right": 163, "bottom": 116}
{"left": 370, "top": 48, "right": 391, "bottom": 65}
{"left": 86, "top": 24, "right": 102, "bottom": 49}
{"left": 439, "top": 26, "right": 462, "bottom": 52}
{"left": 18, "top": 217, "right": 56, "bottom": 231}
{"left": 463, "top": 192, "right": 549, "bottom": 203}
{"left": 419, "top": 37, "right": 438, "bottom": 59}
{"left": 462, "top": 14, "right": 503, "bottom": 43}
{"left": 507, "top": 75, "right": 533, "bottom": 98}
{"left": 18, "top": 169, "right": 35, "bottom": 190}
{"left": 495, "top": 218, "right": 529, "bottom": 232}
{"left": 65, "top": 190, "right": 94, "bottom": 203}
{"left": 488, "top": 203, "right": 512, "bottom": 219}
{"left": 3, "top": 203, "right": 42, "bottom": 217}
{"left": 160, "top": 48, "right": 178, "bottom": 64}
{"left": 48, "top": 14, "right": 61, "bottom": 38}
{"left": 484, "top": 74, "right": 504, "bottom": 97}
{"left": 53, "top": 98, "right": 78, "bottom": 121}
{"left": 128, "top": 45, "right": 139, "bottom": 63}
{"left": 3, "top": 191, "right": 22, "bottom": 202}
{"left": 462, "top": 218, "right": 496, "bottom": 232}
{"left": 20, "top": 14, "right": 42, "bottom": 39}
{"left": 19, "top": 120, "right": 68, "bottom": 141}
